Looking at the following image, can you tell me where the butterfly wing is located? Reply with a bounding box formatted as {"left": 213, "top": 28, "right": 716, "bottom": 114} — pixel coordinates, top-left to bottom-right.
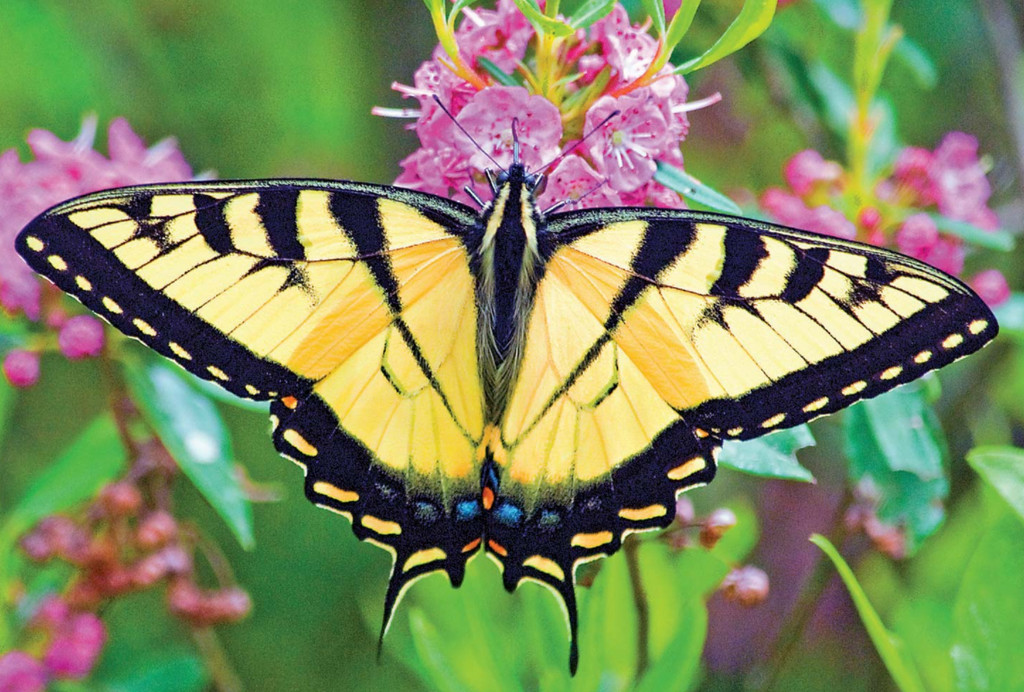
{"left": 16, "top": 180, "right": 487, "bottom": 634}
{"left": 490, "top": 207, "right": 997, "bottom": 669}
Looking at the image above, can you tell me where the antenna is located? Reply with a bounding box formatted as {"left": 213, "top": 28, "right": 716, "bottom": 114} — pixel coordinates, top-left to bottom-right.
{"left": 536, "top": 110, "right": 621, "bottom": 174}
{"left": 432, "top": 95, "right": 503, "bottom": 170}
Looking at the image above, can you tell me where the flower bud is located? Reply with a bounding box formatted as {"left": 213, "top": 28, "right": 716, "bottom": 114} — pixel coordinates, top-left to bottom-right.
{"left": 98, "top": 481, "right": 143, "bottom": 518}
{"left": 132, "top": 553, "right": 169, "bottom": 588}
{"left": 43, "top": 612, "right": 107, "bottom": 680}
{"left": 57, "top": 315, "right": 105, "bottom": 360}
{"left": 674, "top": 497, "right": 695, "bottom": 526}
{"left": 699, "top": 508, "right": 737, "bottom": 549}
{"left": 720, "top": 565, "right": 770, "bottom": 607}
{"left": 167, "top": 578, "right": 203, "bottom": 619}
{"left": 0, "top": 650, "right": 47, "bottom": 692}
{"left": 3, "top": 350, "right": 40, "bottom": 388}
{"left": 135, "top": 510, "right": 177, "bottom": 549}
{"left": 30, "top": 596, "right": 69, "bottom": 632}
{"left": 970, "top": 269, "right": 1010, "bottom": 307}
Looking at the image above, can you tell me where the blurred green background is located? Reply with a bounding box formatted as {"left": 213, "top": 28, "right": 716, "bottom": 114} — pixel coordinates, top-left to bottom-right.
{"left": 1, "top": 1, "right": 1022, "bottom": 691}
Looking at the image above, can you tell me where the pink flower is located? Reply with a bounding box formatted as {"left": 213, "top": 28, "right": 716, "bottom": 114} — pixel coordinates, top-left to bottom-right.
{"left": 591, "top": 5, "right": 660, "bottom": 85}
{"left": 395, "top": 146, "right": 474, "bottom": 203}
{"left": 454, "top": 86, "right": 562, "bottom": 170}
{"left": 455, "top": 0, "right": 534, "bottom": 72}
{"left": 0, "top": 118, "right": 192, "bottom": 320}
{"left": 970, "top": 269, "right": 1011, "bottom": 307}
{"left": 891, "top": 146, "right": 935, "bottom": 205}
{"left": 587, "top": 90, "right": 674, "bottom": 192}
{"left": 895, "top": 213, "right": 939, "bottom": 260}
{"left": 43, "top": 612, "right": 106, "bottom": 680}
{"left": 0, "top": 651, "right": 47, "bottom": 692}
{"left": 537, "top": 155, "right": 622, "bottom": 210}
{"left": 58, "top": 315, "right": 106, "bottom": 360}
{"left": 784, "top": 149, "right": 842, "bottom": 196}
{"left": 930, "top": 132, "right": 995, "bottom": 228}
{"left": 3, "top": 350, "right": 40, "bottom": 388}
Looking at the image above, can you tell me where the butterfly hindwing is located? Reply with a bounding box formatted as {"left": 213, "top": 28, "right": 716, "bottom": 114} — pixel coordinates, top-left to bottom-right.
{"left": 16, "top": 180, "right": 488, "bottom": 636}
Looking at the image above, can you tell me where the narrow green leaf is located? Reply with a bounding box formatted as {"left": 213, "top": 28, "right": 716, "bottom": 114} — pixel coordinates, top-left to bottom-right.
{"left": 449, "top": 0, "right": 479, "bottom": 23}
{"left": 665, "top": 0, "right": 702, "bottom": 52}
{"left": 654, "top": 162, "right": 742, "bottom": 214}
{"left": 512, "top": 0, "right": 574, "bottom": 36}
{"left": 641, "top": 0, "right": 667, "bottom": 37}
{"left": 0, "top": 378, "right": 15, "bottom": 462}
{"left": 966, "top": 446, "right": 1024, "bottom": 526}
{"left": 123, "top": 356, "right": 254, "bottom": 550}
{"left": 676, "top": 0, "right": 777, "bottom": 74}
{"left": 893, "top": 35, "right": 937, "bottom": 90}
{"left": 929, "top": 213, "right": 1015, "bottom": 252}
{"left": 811, "top": 0, "right": 861, "bottom": 29}
{"left": 409, "top": 609, "right": 474, "bottom": 692}
{"left": 806, "top": 60, "right": 855, "bottom": 139}
{"left": 951, "top": 510, "right": 1024, "bottom": 691}
{"left": 3, "top": 415, "right": 126, "bottom": 533}
{"left": 635, "top": 599, "right": 707, "bottom": 692}
{"left": 567, "top": 0, "right": 617, "bottom": 30}
{"left": 810, "top": 534, "right": 926, "bottom": 692}
{"left": 719, "top": 425, "right": 816, "bottom": 482}
{"left": 477, "top": 57, "right": 519, "bottom": 86}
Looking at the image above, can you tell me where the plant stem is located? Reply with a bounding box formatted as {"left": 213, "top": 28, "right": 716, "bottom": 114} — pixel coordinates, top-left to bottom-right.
{"left": 757, "top": 493, "right": 851, "bottom": 692}
{"left": 192, "top": 627, "right": 243, "bottom": 692}
{"left": 624, "top": 535, "right": 650, "bottom": 685}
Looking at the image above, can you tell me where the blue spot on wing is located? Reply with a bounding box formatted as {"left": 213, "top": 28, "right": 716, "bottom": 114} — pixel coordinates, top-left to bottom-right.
{"left": 494, "top": 502, "right": 524, "bottom": 527}
{"left": 456, "top": 500, "right": 481, "bottom": 521}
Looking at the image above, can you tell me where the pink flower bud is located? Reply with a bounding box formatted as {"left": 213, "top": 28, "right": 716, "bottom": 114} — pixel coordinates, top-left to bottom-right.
{"left": 784, "top": 149, "right": 842, "bottom": 197}
{"left": 43, "top": 613, "right": 107, "bottom": 680}
{"left": 720, "top": 565, "right": 770, "bottom": 606}
{"left": 136, "top": 510, "right": 178, "bottom": 549}
{"left": 31, "top": 596, "right": 70, "bottom": 632}
{"left": 895, "top": 213, "right": 939, "bottom": 260}
{"left": 970, "top": 269, "right": 1010, "bottom": 307}
{"left": 0, "top": 651, "right": 47, "bottom": 692}
{"left": 58, "top": 315, "right": 105, "bottom": 360}
{"left": 700, "top": 508, "right": 737, "bottom": 549}
{"left": 3, "top": 350, "right": 40, "bottom": 388}
{"left": 674, "top": 497, "right": 695, "bottom": 526}
{"left": 97, "top": 482, "right": 142, "bottom": 518}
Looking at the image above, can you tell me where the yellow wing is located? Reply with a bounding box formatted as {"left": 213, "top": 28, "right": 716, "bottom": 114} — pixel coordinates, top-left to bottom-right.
{"left": 17, "top": 180, "right": 487, "bottom": 630}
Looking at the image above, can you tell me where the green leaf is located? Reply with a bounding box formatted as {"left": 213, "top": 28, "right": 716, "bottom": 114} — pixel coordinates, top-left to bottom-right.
{"left": 843, "top": 384, "right": 948, "bottom": 552}
{"left": 641, "top": 0, "right": 666, "bottom": 37}
{"left": 567, "top": 0, "right": 617, "bottom": 30}
{"left": 951, "top": 509, "right": 1024, "bottom": 691}
{"left": 180, "top": 370, "right": 269, "bottom": 413}
{"left": 477, "top": 57, "right": 519, "bottom": 86}
{"left": 966, "top": 446, "right": 1024, "bottom": 526}
{"left": 635, "top": 599, "right": 706, "bottom": 692}
{"left": 0, "top": 416, "right": 126, "bottom": 594}
{"left": 99, "top": 653, "right": 208, "bottom": 692}
{"left": 123, "top": 355, "right": 254, "bottom": 550}
{"left": 409, "top": 609, "right": 474, "bottom": 692}
{"left": 0, "top": 378, "right": 15, "bottom": 463}
{"left": 811, "top": 0, "right": 860, "bottom": 29}
{"left": 512, "top": 0, "right": 574, "bottom": 36}
{"left": 810, "top": 534, "right": 926, "bottom": 692}
{"left": 929, "top": 213, "right": 1015, "bottom": 252}
{"left": 665, "top": 0, "right": 702, "bottom": 52}
{"left": 806, "top": 60, "right": 855, "bottom": 140}
{"left": 676, "top": 0, "right": 777, "bottom": 74}
{"left": 892, "top": 35, "right": 937, "bottom": 90}
{"left": 653, "top": 162, "right": 742, "bottom": 214}
{"left": 0, "top": 315, "right": 30, "bottom": 354}
{"left": 719, "top": 425, "right": 816, "bottom": 482}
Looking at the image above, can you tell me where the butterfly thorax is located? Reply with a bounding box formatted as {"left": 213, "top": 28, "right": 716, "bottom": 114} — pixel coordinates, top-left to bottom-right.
{"left": 475, "top": 163, "right": 543, "bottom": 424}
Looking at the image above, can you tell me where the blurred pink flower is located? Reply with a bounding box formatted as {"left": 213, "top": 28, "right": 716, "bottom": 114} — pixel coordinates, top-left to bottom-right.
{"left": 970, "top": 269, "right": 1011, "bottom": 307}
{"left": 784, "top": 149, "right": 842, "bottom": 196}
{"left": 43, "top": 612, "right": 106, "bottom": 680}
{"left": 3, "top": 350, "right": 40, "bottom": 389}
{"left": 0, "top": 651, "right": 47, "bottom": 692}
{"left": 0, "top": 117, "right": 192, "bottom": 320}
{"left": 58, "top": 315, "right": 106, "bottom": 360}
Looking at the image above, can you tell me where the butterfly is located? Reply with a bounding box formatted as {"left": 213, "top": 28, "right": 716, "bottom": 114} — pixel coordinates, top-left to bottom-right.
{"left": 15, "top": 139, "right": 997, "bottom": 674}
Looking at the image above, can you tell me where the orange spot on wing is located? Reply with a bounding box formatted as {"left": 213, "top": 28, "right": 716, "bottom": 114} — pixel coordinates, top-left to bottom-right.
{"left": 462, "top": 537, "right": 482, "bottom": 553}
{"left": 487, "top": 539, "right": 507, "bottom": 557}
{"left": 282, "top": 396, "right": 298, "bottom": 409}
{"left": 482, "top": 486, "right": 495, "bottom": 510}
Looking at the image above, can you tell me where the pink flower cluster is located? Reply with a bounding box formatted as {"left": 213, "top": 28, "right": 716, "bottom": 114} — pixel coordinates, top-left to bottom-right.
{"left": 380, "top": 2, "right": 716, "bottom": 210}
{"left": 0, "top": 598, "right": 106, "bottom": 692}
{"left": 761, "top": 134, "right": 1008, "bottom": 304}
{"left": 0, "top": 118, "right": 193, "bottom": 388}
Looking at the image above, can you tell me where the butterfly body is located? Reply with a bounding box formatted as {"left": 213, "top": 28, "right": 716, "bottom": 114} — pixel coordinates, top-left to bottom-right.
{"left": 16, "top": 167, "right": 997, "bottom": 674}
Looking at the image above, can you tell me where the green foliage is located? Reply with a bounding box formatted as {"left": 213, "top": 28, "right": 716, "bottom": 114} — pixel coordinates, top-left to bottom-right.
{"left": 719, "top": 425, "right": 816, "bottom": 482}
{"left": 122, "top": 351, "right": 254, "bottom": 550}
{"left": 654, "top": 161, "right": 744, "bottom": 214}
